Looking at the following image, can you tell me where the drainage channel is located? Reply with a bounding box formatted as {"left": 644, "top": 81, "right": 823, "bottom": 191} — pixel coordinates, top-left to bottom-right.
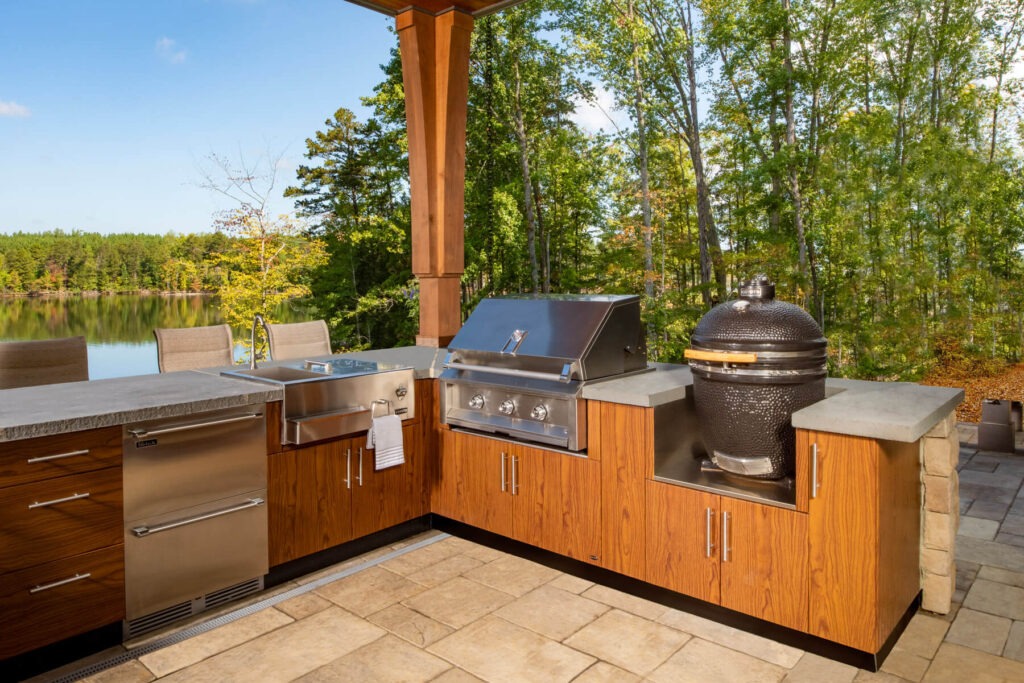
{"left": 51, "top": 532, "right": 451, "bottom": 683}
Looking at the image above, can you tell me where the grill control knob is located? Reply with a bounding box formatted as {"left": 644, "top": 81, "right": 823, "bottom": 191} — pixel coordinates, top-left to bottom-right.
{"left": 530, "top": 404, "right": 548, "bottom": 421}
{"left": 468, "top": 394, "right": 485, "bottom": 410}
{"left": 498, "top": 399, "right": 516, "bottom": 416}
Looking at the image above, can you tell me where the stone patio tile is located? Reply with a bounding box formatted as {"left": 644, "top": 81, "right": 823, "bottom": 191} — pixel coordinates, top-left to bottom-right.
{"left": 783, "top": 652, "right": 857, "bottom": 683}
{"left": 1005, "top": 621, "right": 1024, "bottom": 662}
{"left": 656, "top": 609, "right": 804, "bottom": 668}
{"left": 958, "top": 517, "right": 1001, "bottom": 541}
{"left": 572, "top": 661, "right": 641, "bottom": 682}
{"left": 1001, "top": 515, "right": 1024, "bottom": 536}
{"left": 945, "top": 608, "right": 1012, "bottom": 655}
{"left": 275, "top": 592, "right": 332, "bottom": 620}
{"left": 294, "top": 634, "right": 451, "bottom": 682}
{"left": 880, "top": 645, "right": 930, "bottom": 682}
{"left": 959, "top": 469, "right": 1022, "bottom": 490}
{"left": 960, "top": 498, "right": 973, "bottom": 515}
{"left": 402, "top": 575, "right": 514, "bottom": 628}
{"left": 963, "top": 579, "right": 1024, "bottom": 620}
{"left": 80, "top": 661, "right": 154, "bottom": 683}
{"left": 138, "top": 607, "right": 293, "bottom": 677}
{"left": 548, "top": 572, "right": 594, "bottom": 594}
{"left": 853, "top": 670, "right": 914, "bottom": 682}
{"left": 922, "top": 642, "right": 1024, "bottom": 682}
{"left": 493, "top": 583, "right": 609, "bottom": 640}
{"left": 379, "top": 537, "right": 464, "bottom": 576}
{"left": 439, "top": 537, "right": 508, "bottom": 563}
{"left": 367, "top": 603, "right": 453, "bottom": 647}
{"left": 431, "top": 668, "right": 484, "bottom": 682}
{"left": 315, "top": 565, "right": 426, "bottom": 617}
{"left": 463, "top": 553, "right": 560, "bottom": 597}
{"left": 892, "top": 613, "right": 949, "bottom": 659}
{"left": 966, "top": 499, "right": 1011, "bottom": 520}
{"left": 976, "top": 565, "right": 1024, "bottom": 588}
{"left": 157, "top": 607, "right": 384, "bottom": 683}
{"left": 996, "top": 532, "right": 1024, "bottom": 548}
{"left": 564, "top": 609, "right": 690, "bottom": 676}
{"left": 406, "top": 553, "right": 484, "bottom": 587}
{"left": 647, "top": 637, "right": 786, "bottom": 683}
{"left": 962, "top": 486, "right": 1016, "bottom": 507}
{"left": 579, "top": 583, "right": 670, "bottom": 621}
{"left": 956, "top": 563, "right": 980, "bottom": 593}
{"left": 956, "top": 536, "right": 1024, "bottom": 573}
{"left": 964, "top": 460, "right": 999, "bottom": 473}
{"left": 428, "top": 614, "right": 594, "bottom": 683}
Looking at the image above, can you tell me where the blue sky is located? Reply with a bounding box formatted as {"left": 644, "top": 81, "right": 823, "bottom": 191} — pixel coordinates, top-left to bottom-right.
{"left": 0, "top": 0, "right": 397, "bottom": 235}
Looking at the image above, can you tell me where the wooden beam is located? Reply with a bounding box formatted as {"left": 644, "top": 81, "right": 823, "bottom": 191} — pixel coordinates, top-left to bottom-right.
{"left": 397, "top": 8, "right": 473, "bottom": 347}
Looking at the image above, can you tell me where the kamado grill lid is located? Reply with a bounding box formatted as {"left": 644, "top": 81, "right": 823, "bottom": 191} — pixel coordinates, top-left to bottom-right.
{"left": 690, "top": 275, "right": 826, "bottom": 353}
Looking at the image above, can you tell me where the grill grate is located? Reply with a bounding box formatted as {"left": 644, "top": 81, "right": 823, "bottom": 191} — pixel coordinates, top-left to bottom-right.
{"left": 49, "top": 533, "right": 449, "bottom": 683}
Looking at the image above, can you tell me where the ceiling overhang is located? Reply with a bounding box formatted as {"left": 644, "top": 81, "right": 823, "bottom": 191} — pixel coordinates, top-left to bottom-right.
{"left": 344, "top": 0, "right": 530, "bottom": 18}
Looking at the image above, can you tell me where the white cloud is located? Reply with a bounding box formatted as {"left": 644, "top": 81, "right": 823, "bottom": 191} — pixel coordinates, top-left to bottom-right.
{"left": 570, "top": 86, "right": 628, "bottom": 134}
{"left": 0, "top": 100, "right": 31, "bottom": 117}
{"left": 155, "top": 37, "right": 187, "bottom": 64}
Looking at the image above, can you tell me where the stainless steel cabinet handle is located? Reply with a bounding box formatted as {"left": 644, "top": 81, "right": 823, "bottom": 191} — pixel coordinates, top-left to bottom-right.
{"left": 722, "top": 511, "right": 731, "bottom": 563}
{"left": 501, "top": 452, "right": 507, "bottom": 492}
{"left": 30, "top": 572, "right": 91, "bottom": 594}
{"left": 358, "top": 447, "right": 364, "bottom": 486}
{"left": 511, "top": 455, "right": 519, "bottom": 495}
{"left": 127, "top": 412, "right": 262, "bottom": 438}
{"left": 28, "top": 492, "right": 91, "bottom": 509}
{"left": 705, "top": 507, "right": 715, "bottom": 558}
{"left": 132, "top": 498, "right": 265, "bottom": 537}
{"left": 27, "top": 449, "right": 89, "bottom": 464}
{"left": 345, "top": 448, "right": 352, "bottom": 489}
{"left": 811, "top": 443, "right": 819, "bottom": 499}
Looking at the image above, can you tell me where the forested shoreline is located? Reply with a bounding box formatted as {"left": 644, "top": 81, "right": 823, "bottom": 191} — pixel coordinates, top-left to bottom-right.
{"left": 4, "top": 0, "right": 1024, "bottom": 382}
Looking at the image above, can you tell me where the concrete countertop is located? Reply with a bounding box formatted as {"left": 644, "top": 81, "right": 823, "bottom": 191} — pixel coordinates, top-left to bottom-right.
{"left": 581, "top": 362, "right": 964, "bottom": 443}
{"left": 0, "top": 371, "right": 282, "bottom": 443}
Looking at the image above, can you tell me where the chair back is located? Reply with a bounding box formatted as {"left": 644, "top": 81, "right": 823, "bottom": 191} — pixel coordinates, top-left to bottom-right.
{"left": 266, "top": 320, "right": 331, "bottom": 361}
{"left": 154, "top": 324, "right": 234, "bottom": 373}
{"left": 0, "top": 336, "right": 89, "bottom": 389}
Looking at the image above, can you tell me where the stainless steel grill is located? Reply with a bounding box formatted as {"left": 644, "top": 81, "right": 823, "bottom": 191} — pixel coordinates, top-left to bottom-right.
{"left": 440, "top": 294, "right": 648, "bottom": 451}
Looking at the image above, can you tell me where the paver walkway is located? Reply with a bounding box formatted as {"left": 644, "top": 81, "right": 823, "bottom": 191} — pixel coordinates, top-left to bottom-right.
{"left": 30, "top": 427, "right": 1024, "bottom": 682}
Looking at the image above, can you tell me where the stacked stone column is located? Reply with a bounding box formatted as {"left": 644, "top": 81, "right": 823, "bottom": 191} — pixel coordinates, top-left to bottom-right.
{"left": 920, "top": 411, "right": 960, "bottom": 614}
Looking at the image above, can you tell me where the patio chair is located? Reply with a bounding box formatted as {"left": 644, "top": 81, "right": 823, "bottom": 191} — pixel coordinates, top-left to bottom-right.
{"left": 154, "top": 324, "right": 234, "bottom": 372}
{"left": 266, "top": 320, "right": 331, "bottom": 361}
{"left": 0, "top": 336, "right": 90, "bottom": 389}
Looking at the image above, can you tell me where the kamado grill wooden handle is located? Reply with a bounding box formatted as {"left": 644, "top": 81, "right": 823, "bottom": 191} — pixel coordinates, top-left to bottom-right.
{"left": 684, "top": 349, "right": 759, "bottom": 364}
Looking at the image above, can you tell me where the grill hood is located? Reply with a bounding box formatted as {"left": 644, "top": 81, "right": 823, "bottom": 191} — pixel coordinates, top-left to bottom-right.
{"left": 445, "top": 294, "right": 647, "bottom": 381}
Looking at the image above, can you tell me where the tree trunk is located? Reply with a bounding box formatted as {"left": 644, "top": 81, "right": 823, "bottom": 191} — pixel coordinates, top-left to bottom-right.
{"left": 512, "top": 61, "right": 540, "bottom": 293}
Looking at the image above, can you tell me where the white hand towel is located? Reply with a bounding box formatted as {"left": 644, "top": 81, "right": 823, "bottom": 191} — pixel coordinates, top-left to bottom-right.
{"left": 367, "top": 414, "right": 404, "bottom": 470}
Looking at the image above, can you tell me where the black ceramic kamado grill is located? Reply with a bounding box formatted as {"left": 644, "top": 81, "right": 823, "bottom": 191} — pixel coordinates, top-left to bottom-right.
{"left": 439, "top": 294, "right": 648, "bottom": 451}
{"left": 684, "top": 275, "right": 827, "bottom": 480}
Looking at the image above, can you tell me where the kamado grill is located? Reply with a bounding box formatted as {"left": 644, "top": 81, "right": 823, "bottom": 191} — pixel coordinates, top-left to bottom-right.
{"left": 685, "top": 275, "right": 827, "bottom": 480}
{"left": 440, "top": 294, "right": 648, "bottom": 451}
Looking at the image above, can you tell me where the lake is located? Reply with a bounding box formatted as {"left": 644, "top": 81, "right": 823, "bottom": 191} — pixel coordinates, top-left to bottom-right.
{"left": 0, "top": 294, "right": 309, "bottom": 380}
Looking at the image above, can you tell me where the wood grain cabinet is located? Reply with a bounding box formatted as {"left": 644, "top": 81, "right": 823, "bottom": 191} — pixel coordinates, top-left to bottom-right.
{"left": 646, "top": 481, "right": 808, "bottom": 632}
{"left": 435, "top": 430, "right": 601, "bottom": 563}
{"left": 268, "top": 422, "right": 427, "bottom": 566}
{"left": 0, "top": 427, "right": 125, "bottom": 659}
{"left": 797, "top": 429, "right": 920, "bottom": 652}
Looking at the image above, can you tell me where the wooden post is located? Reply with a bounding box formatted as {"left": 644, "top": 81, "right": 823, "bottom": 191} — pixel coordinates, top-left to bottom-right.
{"left": 397, "top": 8, "right": 473, "bottom": 347}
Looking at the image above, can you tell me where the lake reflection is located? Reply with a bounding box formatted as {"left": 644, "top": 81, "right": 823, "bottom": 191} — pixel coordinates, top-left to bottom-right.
{"left": 0, "top": 294, "right": 309, "bottom": 380}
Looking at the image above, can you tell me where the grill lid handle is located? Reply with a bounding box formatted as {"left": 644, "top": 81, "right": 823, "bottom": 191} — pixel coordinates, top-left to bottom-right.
{"left": 684, "top": 349, "right": 759, "bottom": 364}
{"left": 500, "top": 329, "right": 529, "bottom": 355}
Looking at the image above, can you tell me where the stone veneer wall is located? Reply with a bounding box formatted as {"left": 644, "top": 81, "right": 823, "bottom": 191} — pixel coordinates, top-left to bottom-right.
{"left": 920, "top": 410, "right": 960, "bottom": 614}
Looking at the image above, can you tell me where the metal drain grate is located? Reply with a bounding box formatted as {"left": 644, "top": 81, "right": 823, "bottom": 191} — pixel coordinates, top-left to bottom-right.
{"left": 50, "top": 532, "right": 450, "bottom": 683}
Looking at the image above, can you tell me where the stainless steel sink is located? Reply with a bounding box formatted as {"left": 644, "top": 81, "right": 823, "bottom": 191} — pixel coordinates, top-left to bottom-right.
{"left": 221, "top": 360, "right": 415, "bottom": 444}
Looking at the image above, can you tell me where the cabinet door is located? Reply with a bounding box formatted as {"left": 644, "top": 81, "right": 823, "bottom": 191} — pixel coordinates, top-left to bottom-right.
{"left": 646, "top": 481, "right": 719, "bottom": 603}
{"left": 351, "top": 423, "right": 428, "bottom": 538}
{"left": 433, "top": 429, "right": 461, "bottom": 519}
{"left": 720, "top": 497, "right": 807, "bottom": 632}
{"left": 314, "top": 440, "right": 355, "bottom": 551}
{"left": 451, "top": 433, "right": 514, "bottom": 537}
{"left": 559, "top": 453, "right": 601, "bottom": 564}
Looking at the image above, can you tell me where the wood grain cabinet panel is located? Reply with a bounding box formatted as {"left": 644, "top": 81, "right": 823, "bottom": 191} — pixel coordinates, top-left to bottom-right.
{"left": 0, "top": 544, "right": 125, "bottom": 659}
{"left": 801, "top": 429, "right": 921, "bottom": 652}
{"left": 449, "top": 433, "right": 514, "bottom": 537}
{"left": 590, "top": 401, "right": 652, "bottom": 580}
{"left": 646, "top": 481, "right": 719, "bottom": 604}
{"left": 0, "top": 426, "right": 121, "bottom": 488}
{"left": 352, "top": 423, "right": 428, "bottom": 538}
{"left": 0, "top": 466, "right": 123, "bottom": 574}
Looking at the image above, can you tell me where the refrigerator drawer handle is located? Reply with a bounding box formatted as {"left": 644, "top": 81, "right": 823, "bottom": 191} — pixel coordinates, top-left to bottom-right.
{"left": 128, "top": 412, "right": 263, "bottom": 439}
{"left": 30, "top": 572, "right": 91, "bottom": 594}
{"left": 132, "top": 498, "right": 265, "bottom": 537}
{"left": 29, "top": 492, "right": 91, "bottom": 509}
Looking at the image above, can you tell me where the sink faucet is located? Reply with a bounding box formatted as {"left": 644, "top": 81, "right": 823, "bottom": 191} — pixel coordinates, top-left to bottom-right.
{"left": 250, "top": 313, "right": 271, "bottom": 369}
